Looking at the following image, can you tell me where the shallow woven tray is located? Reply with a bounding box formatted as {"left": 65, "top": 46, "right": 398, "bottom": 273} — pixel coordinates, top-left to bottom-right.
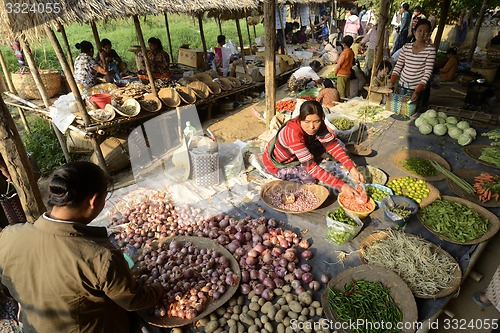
{"left": 359, "top": 231, "right": 462, "bottom": 299}
{"left": 417, "top": 195, "right": 500, "bottom": 245}
{"left": 193, "top": 73, "right": 213, "bottom": 84}
{"left": 388, "top": 176, "right": 440, "bottom": 208}
{"left": 321, "top": 265, "right": 418, "bottom": 333}
{"left": 204, "top": 81, "right": 222, "bottom": 94}
{"left": 464, "top": 144, "right": 500, "bottom": 170}
{"left": 89, "top": 107, "right": 115, "bottom": 122}
{"left": 187, "top": 81, "right": 210, "bottom": 99}
{"left": 175, "top": 86, "right": 197, "bottom": 104}
{"left": 158, "top": 88, "right": 181, "bottom": 108}
{"left": 140, "top": 94, "right": 162, "bottom": 112}
{"left": 259, "top": 180, "right": 329, "bottom": 214}
{"left": 138, "top": 236, "right": 241, "bottom": 328}
{"left": 115, "top": 98, "right": 140, "bottom": 117}
{"left": 392, "top": 150, "right": 451, "bottom": 181}
{"left": 236, "top": 72, "right": 253, "bottom": 84}
{"left": 446, "top": 169, "right": 500, "bottom": 208}
{"left": 215, "top": 77, "right": 233, "bottom": 91}
{"left": 357, "top": 165, "right": 388, "bottom": 185}
{"left": 225, "top": 76, "right": 241, "bottom": 88}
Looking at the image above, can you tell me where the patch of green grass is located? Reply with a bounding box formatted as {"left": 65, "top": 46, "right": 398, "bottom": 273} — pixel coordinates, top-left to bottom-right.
{"left": 0, "top": 14, "right": 264, "bottom": 73}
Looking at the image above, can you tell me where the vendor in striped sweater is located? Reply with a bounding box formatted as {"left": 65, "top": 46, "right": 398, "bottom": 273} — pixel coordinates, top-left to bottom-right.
{"left": 387, "top": 19, "right": 436, "bottom": 111}
{"left": 263, "top": 101, "right": 365, "bottom": 198}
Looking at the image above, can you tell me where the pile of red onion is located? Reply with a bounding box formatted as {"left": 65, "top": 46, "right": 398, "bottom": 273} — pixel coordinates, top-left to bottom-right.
{"left": 112, "top": 198, "right": 322, "bottom": 319}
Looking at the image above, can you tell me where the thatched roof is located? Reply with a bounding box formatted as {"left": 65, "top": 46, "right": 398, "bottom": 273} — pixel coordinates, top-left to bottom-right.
{"left": 0, "top": 0, "right": 258, "bottom": 44}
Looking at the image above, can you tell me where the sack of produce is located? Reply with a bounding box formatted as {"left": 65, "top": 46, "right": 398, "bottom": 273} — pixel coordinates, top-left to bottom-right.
{"left": 325, "top": 114, "right": 359, "bottom": 141}
{"left": 325, "top": 207, "right": 363, "bottom": 245}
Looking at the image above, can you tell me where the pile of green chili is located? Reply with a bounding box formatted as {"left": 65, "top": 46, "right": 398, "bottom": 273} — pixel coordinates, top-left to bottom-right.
{"left": 328, "top": 280, "right": 402, "bottom": 333}
{"left": 402, "top": 157, "right": 437, "bottom": 177}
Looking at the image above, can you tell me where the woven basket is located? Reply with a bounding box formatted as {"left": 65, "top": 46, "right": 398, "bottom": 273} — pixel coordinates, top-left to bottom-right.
{"left": 189, "top": 150, "right": 219, "bottom": 186}
{"left": 215, "top": 77, "right": 233, "bottom": 91}
{"left": 487, "top": 46, "right": 500, "bottom": 62}
{"left": 0, "top": 190, "right": 27, "bottom": 224}
{"left": 12, "top": 70, "right": 61, "bottom": 100}
{"left": 90, "top": 136, "right": 130, "bottom": 174}
{"left": 175, "top": 86, "right": 197, "bottom": 104}
{"left": 225, "top": 77, "right": 242, "bottom": 88}
{"left": 193, "top": 73, "right": 213, "bottom": 84}
{"left": 386, "top": 92, "right": 416, "bottom": 117}
{"left": 140, "top": 94, "right": 162, "bottom": 112}
{"left": 66, "top": 131, "right": 94, "bottom": 153}
{"left": 188, "top": 81, "right": 210, "bottom": 99}
{"left": 158, "top": 88, "right": 181, "bottom": 108}
{"left": 204, "top": 81, "right": 222, "bottom": 95}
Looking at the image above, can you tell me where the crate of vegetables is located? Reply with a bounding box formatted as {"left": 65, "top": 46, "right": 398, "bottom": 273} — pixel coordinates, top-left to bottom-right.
{"left": 325, "top": 207, "right": 363, "bottom": 245}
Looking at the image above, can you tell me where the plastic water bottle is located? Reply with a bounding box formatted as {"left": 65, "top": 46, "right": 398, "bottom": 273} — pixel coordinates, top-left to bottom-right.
{"left": 183, "top": 121, "right": 196, "bottom": 139}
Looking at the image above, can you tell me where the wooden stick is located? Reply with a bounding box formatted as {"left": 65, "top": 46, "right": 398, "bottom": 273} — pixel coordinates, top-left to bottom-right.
{"left": 56, "top": 21, "right": 74, "bottom": 73}
{"left": 245, "top": 10, "right": 253, "bottom": 55}
{"left": 264, "top": 0, "right": 276, "bottom": 127}
{"left": 198, "top": 14, "right": 209, "bottom": 71}
{"left": 235, "top": 14, "right": 248, "bottom": 74}
{"left": 0, "top": 50, "right": 15, "bottom": 93}
{"left": 164, "top": 12, "right": 174, "bottom": 65}
{"left": 90, "top": 21, "right": 101, "bottom": 52}
{"left": 133, "top": 15, "right": 157, "bottom": 96}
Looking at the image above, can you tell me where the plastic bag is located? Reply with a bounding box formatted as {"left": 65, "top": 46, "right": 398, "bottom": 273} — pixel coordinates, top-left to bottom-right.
{"left": 325, "top": 208, "right": 363, "bottom": 245}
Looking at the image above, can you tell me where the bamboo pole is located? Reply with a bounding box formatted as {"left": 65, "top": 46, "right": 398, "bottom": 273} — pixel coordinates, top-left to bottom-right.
{"left": 245, "top": 10, "right": 253, "bottom": 55}
{"left": 264, "top": 0, "right": 276, "bottom": 127}
{"left": 374, "top": 0, "right": 390, "bottom": 74}
{"left": 0, "top": 50, "right": 15, "bottom": 93}
{"left": 56, "top": 21, "right": 74, "bottom": 73}
{"left": 198, "top": 14, "right": 209, "bottom": 71}
{"left": 133, "top": 15, "right": 157, "bottom": 96}
{"left": 164, "top": 12, "right": 174, "bottom": 65}
{"left": 235, "top": 14, "right": 248, "bottom": 74}
{"left": 0, "top": 67, "right": 7, "bottom": 92}
{"left": 0, "top": 96, "right": 45, "bottom": 222}
{"left": 19, "top": 38, "right": 70, "bottom": 163}
{"left": 218, "top": 17, "right": 223, "bottom": 35}
{"left": 253, "top": 25, "right": 257, "bottom": 39}
{"left": 90, "top": 21, "right": 101, "bottom": 52}
{"left": 44, "top": 25, "right": 109, "bottom": 176}
{"left": 468, "top": 0, "right": 488, "bottom": 63}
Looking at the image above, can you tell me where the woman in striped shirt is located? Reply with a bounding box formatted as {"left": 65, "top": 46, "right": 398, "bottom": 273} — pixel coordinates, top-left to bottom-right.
{"left": 263, "top": 101, "right": 365, "bottom": 198}
{"left": 387, "top": 19, "right": 436, "bottom": 110}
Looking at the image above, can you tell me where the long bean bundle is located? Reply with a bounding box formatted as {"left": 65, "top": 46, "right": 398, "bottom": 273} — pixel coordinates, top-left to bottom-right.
{"left": 362, "top": 230, "right": 460, "bottom": 297}
{"left": 328, "top": 279, "right": 402, "bottom": 333}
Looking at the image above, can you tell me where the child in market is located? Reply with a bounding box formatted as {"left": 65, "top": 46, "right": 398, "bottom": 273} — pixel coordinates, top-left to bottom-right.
{"left": 334, "top": 35, "right": 355, "bottom": 100}
{"left": 316, "top": 79, "right": 340, "bottom": 109}
{"left": 372, "top": 60, "right": 392, "bottom": 88}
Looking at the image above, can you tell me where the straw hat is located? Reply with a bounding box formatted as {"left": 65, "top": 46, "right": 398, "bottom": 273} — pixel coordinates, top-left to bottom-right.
{"left": 158, "top": 88, "right": 181, "bottom": 108}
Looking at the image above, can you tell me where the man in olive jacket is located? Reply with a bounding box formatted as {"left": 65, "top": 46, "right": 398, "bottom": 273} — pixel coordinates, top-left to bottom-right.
{"left": 0, "top": 162, "right": 164, "bottom": 332}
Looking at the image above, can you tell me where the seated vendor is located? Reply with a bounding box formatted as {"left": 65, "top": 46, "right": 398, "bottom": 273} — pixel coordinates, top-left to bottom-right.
{"left": 74, "top": 40, "right": 117, "bottom": 97}
{"left": 372, "top": 60, "right": 392, "bottom": 87}
{"left": 439, "top": 47, "right": 459, "bottom": 82}
{"left": 263, "top": 100, "right": 365, "bottom": 198}
{"left": 147, "top": 37, "right": 171, "bottom": 78}
{"left": 318, "top": 38, "right": 339, "bottom": 65}
{"left": 316, "top": 79, "right": 340, "bottom": 108}
{"left": 288, "top": 60, "right": 323, "bottom": 96}
{"left": 293, "top": 26, "right": 307, "bottom": 44}
{"left": 97, "top": 38, "right": 127, "bottom": 82}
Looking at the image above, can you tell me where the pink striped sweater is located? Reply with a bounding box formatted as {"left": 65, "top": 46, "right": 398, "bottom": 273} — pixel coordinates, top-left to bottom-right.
{"left": 390, "top": 43, "right": 436, "bottom": 93}
{"left": 263, "top": 118, "right": 355, "bottom": 189}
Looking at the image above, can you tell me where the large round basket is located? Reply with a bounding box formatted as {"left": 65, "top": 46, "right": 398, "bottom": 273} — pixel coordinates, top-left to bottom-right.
{"left": 187, "top": 81, "right": 210, "bottom": 99}
{"left": 138, "top": 236, "right": 241, "bottom": 328}
{"left": 158, "top": 88, "right": 181, "bottom": 108}
{"left": 259, "top": 180, "right": 329, "bottom": 214}
{"left": 12, "top": 70, "right": 61, "bottom": 99}
{"left": 446, "top": 169, "right": 500, "bottom": 208}
{"left": 175, "top": 86, "right": 197, "bottom": 104}
{"left": 464, "top": 144, "right": 500, "bottom": 170}
{"left": 321, "top": 265, "right": 418, "bottom": 333}
{"left": 358, "top": 231, "right": 462, "bottom": 299}
{"left": 392, "top": 150, "right": 451, "bottom": 181}
{"left": 417, "top": 195, "right": 500, "bottom": 245}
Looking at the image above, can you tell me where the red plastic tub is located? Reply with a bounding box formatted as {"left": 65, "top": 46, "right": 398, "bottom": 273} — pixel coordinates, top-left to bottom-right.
{"left": 90, "top": 94, "right": 112, "bottom": 109}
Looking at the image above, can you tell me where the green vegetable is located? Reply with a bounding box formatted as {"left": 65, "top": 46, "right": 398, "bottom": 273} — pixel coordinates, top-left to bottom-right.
{"left": 331, "top": 118, "right": 355, "bottom": 131}
{"left": 388, "top": 206, "right": 412, "bottom": 218}
{"left": 328, "top": 208, "right": 357, "bottom": 226}
{"left": 402, "top": 157, "right": 437, "bottom": 177}
{"left": 426, "top": 117, "right": 439, "bottom": 126}
{"left": 366, "top": 186, "right": 391, "bottom": 202}
{"left": 419, "top": 200, "right": 490, "bottom": 242}
{"left": 419, "top": 124, "right": 432, "bottom": 135}
{"left": 326, "top": 227, "right": 357, "bottom": 245}
{"left": 430, "top": 161, "right": 475, "bottom": 194}
{"left": 433, "top": 124, "right": 447, "bottom": 136}
{"left": 457, "top": 120, "right": 470, "bottom": 130}
{"left": 482, "top": 129, "right": 500, "bottom": 146}
{"left": 424, "top": 109, "right": 437, "bottom": 118}
{"left": 328, "top": 280, "right": 402, "bottom": 333}
{"left": 448, "top": 127, "right": 463, "bottom": 139}
{"left": 458, "top": 133, "right": 473, "bottom": 146}
{"left": 415, "top": 117, "right": 428, "bottom": 128}
{"left": 446, "top": 116, "right": 458, "bottom": 125}
{"left": 387, "top": 177, "right": 429, "bottom": 204}
{"left": 479, "top": 147, "right": 500, "bottom": 167}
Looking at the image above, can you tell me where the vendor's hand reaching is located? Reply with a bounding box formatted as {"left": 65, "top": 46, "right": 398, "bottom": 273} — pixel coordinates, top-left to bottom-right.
{"left": 349, "top": 167, "right": 365, "bottom": 184}
{"left": 411, "top": 91, "right": 419, "bottom": 102}
{"left": 340, "top": 184, "right": 359, "bottom": 199}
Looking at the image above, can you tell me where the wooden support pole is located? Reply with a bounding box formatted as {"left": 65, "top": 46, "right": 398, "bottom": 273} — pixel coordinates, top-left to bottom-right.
{"left": 374, "top": 0, "right": 390, "bottom": 74}
{"left": 468, "top": 0, "right": 488, "bottom": 63}
{"left": 264, "top": 0, "right": 276, "bottom": 127}
{"left": 218, "top": 17, "right": 223, "bottom": 35}
{"left": 16, "top": 107, "right": 30, "bottom": 133}
{"left": 0, "top": 50, "right": 15, "bottom": 93}
{"left": 44, "top": 25, "right": 109, "bottom": 175}
{"left": 0, "top": 95, "right": 45, "bottom": 222}
{"left": 56, "top": 21, "right": 74, "bottom": 73}
{"left": 90, "top": 21, "right": 102, "bottom": 52}
{"left": 133, "top": 15, "right": 157, "bottom": 96}
{"left": 19, "top": 37, "right": 71, "bottom": 163}
{"left": 253, "top": 25, "right": 257, "bottom": 39}
{"left": 0, "top": 67, "right": 7, "bottom": 92}
{"left": 235, "top": 14, "right": 248, "bottom": 74}
{"left": 278, "top": 5, "right": 287, "bottom": 54}
{"left": 245, "top": 12, "right": 253, "bottom": 55}
{"left": 164, "top": 12, "right": 174, "bottom": 65}
{"left": 198, "top": 14, "right": 209, "bottom": 71}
